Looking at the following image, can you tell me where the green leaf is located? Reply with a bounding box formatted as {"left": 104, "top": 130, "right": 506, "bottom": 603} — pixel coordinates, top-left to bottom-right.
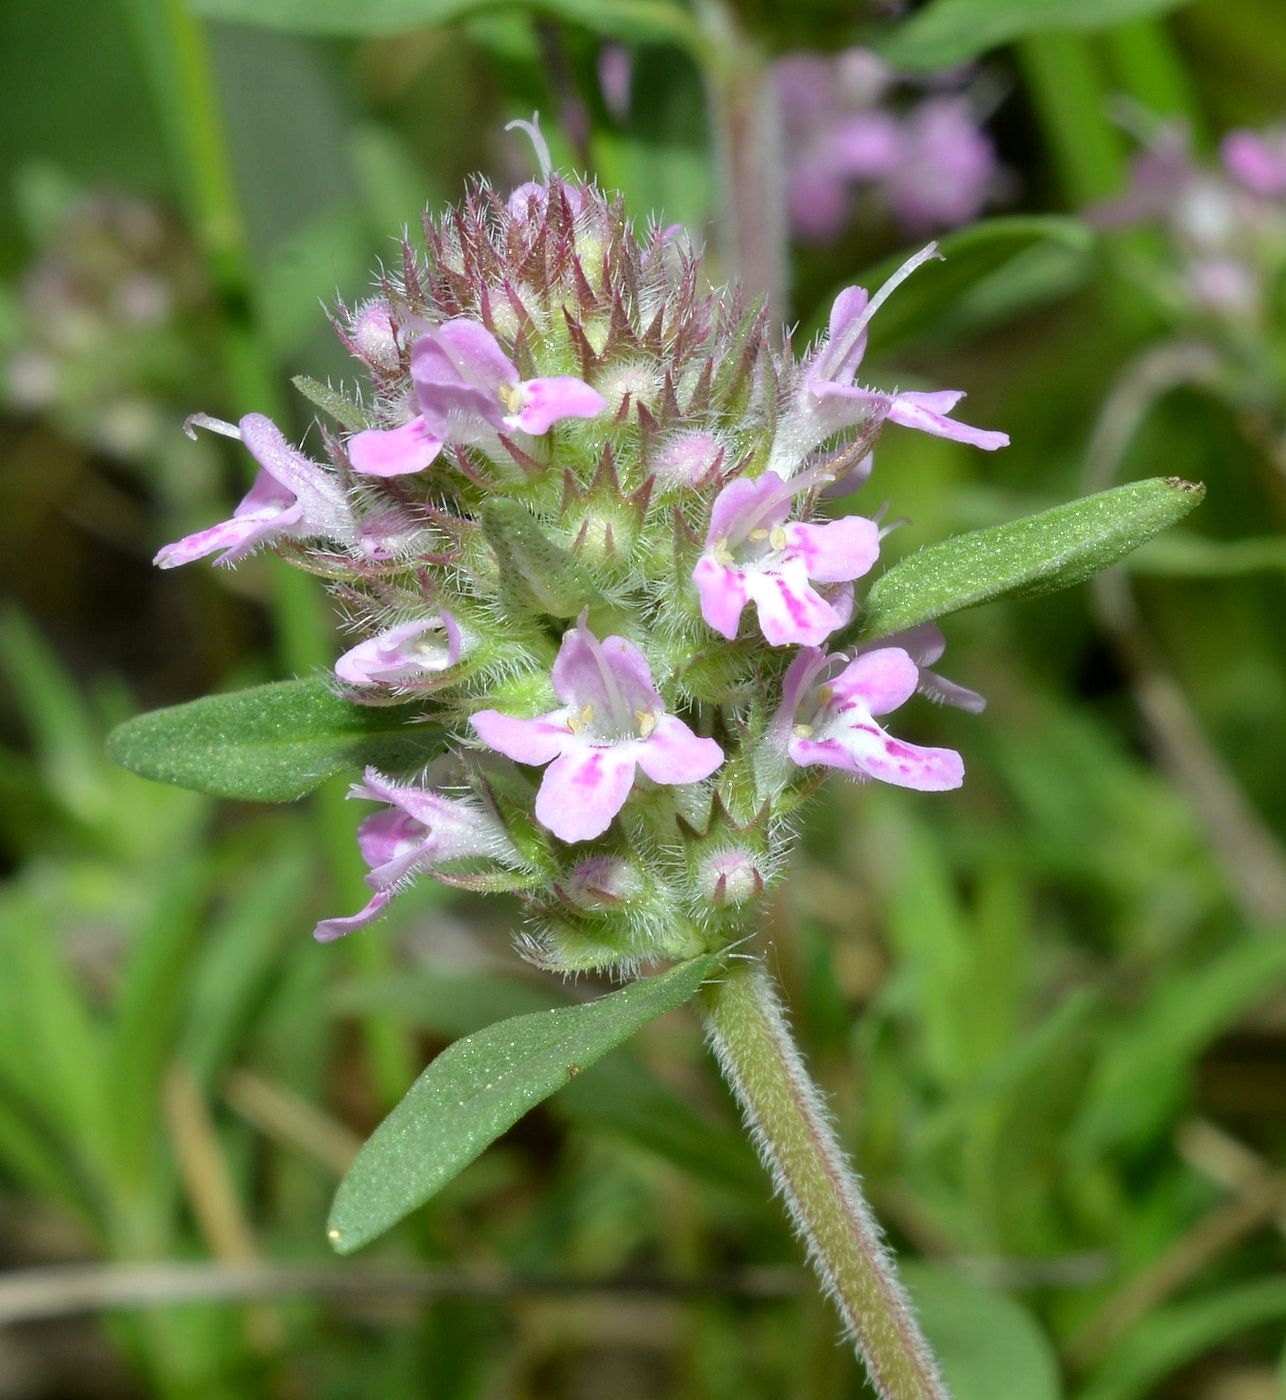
{"left": 192, "top": 0, "right": 704, "bottom": 51}
{"left": 901, "top": 1265, "right": 1063, "bottom": 1400}
{"left": 1078, "top": 1278, "right": 1286, "bottom": 1400}
{"left": 1070, "top": 931, "right": 1286, "bottom": 1160}
{"left": 107, "top": 678, "right": 442, "bottom": 802}
{"left": 878, "top": 0, "right": 1193, "bottom": 71}
{"left": 806, "top": 217, "right": 1094, "bottom": 356}
{"left": 327, "top": 954, "right": 723, "bottom": 1253}
{"left": 853, "top": 476, "right": 1205, "bottom": 644}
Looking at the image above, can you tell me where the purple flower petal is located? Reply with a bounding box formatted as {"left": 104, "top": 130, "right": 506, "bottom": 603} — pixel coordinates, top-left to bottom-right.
{"left": 471, "top": 622, "right": 723, "bottom": 842}
{"left": 507, "top": 375, "right": 607, "bottom": 434}
{"left": 313, "top": 890, "right": 393, "bottom": 942}
{"left": 785, "top": 515, "right": 880, "bottom": 582}
{"left": 773, "top": 644, "right": 966, "bottom": 792}
{"left": 155, "top": 411, "right": 355, "bottom": 568}
{"left": 745, "top": 566, "right": 845, "bottom": 647}
{"left": 418, "top": 319, "right": 517, "bottom": 397}
{"left": 550, "top": 628, "right": 661, "bottom": 717}
{"left": 348, "top": 417, "right": 443, "bottom": 476}
{"left": 334, "top": 614, "right": 460, "bottom": 687}
{"left": 828, "top": 112, "right": 903, "bottom": 180}
{"left": 886, "top": 390, "right": 1009, "bottom": 450}
{"left": 153, "top": 488, "right": 298, "bottom": 569}
{"left": 791, "top": 728, "right": 964, "bottom": 791}
{"left": 788, "top": 165, "right": 852, "bottom": 243}
{"left": 918, "top": 669, "right": 987, "bottom": 714}
{"left": 831, "top": 648, "right": 919, "bottom": 716}
{"left": 535, "top": 745, "right": 637, "bottom": 842}
{"left": 357, "top": 807, "right": 435, "bottom": 888}
{"left": 471, "top": 709, "right": 570, "bottom": 766}
{"left": 1221, "top": 129, "right": 1286, "bottom": 198}
{"left": 695, "top": 472, "right": 875, "bottom": 646}
{"left": 887, "top": 98, "right": 996, "bottom": 234}
{"left": 693, "top": 555, "right": 749, "bottom": 640}
{"left": 633, "top": 716, "right": 723, "bottom": 785}
{"left": 810, "top": 286, "right": 870, "bottom": 386}
{"left": 238, "top": 415, "right": 351, "bottom": 533}
{"left": 706, "top": 472, "right": 792, "bottom": 543}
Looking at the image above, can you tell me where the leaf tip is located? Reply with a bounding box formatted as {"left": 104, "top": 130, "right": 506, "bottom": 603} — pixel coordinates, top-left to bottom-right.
{"left": 1163, "top": 475, "right": 1205, "bottom": 500}
{"left": 104, "top": 716, "right": 138, "bottom": 770}
{"left": 326, "top": 1222, "right": 359, "bottom": 1256}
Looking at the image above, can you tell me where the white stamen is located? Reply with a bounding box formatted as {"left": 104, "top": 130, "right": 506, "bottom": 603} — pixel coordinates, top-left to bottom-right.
{"left": 505, "top": 114, "right": 553, "bottom": 182}
{"left": 820, "top": 243, "right": 942, "bottom": 386}
{"left": 183, "top": 411, "right": 241, "bottom": 442}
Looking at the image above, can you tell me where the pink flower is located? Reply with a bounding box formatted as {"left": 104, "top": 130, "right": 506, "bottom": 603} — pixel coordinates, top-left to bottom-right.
{"left": 346, "top": 318, "right": 607, "bottom": 477}
{"left": 855, "top": 622, "right": 986, "bottom": 714}
{"left": 776, "top": 48, "right": 997, "bottom": 243}
{"left": 470, "top": 622, "right": 723, "bottom": 843}
{"left": 771, "top": 644, "right": 967, "bottom": 792}
{"left": 334, "top": 612, "right": 462, "bottom": 688}
{"left": 884, "top": 97, "right": 996, "bottom": 235}
{"left": 693, "top": 470, "right": 880, "bottom": 646}
{"left": 154, "top": 413, "right": 354, "bottom": 568}
{"left": 314, "top": 768, "right": 517, "bottom": 941}
{"left": 776, "top": 54, "right": 902, "bottom": 242}
{"left": 769, "top": 248, "right": 1009, "bottom": 474}
{"left": 598, "top": 44, "right": 633, "bottom": 122}
{"left": 1221, "top": 128, "right": 1286, "bottom": 199}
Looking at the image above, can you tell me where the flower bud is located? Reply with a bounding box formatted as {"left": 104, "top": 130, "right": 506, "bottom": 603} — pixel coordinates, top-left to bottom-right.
{"left": 653, "top": 431, "right": 725, "bottom": 490}
{"left": 349, "top": 299, "right": 399, "bottom": 371}
{"left": 561, "top": 855, "right": 646, "bottom": 911}
{"left": 696, "top": 847, "right": 765, "bottom": 908}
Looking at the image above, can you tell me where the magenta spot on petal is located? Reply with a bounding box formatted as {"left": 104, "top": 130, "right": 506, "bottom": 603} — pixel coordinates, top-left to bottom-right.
{"left": 777, "top": 577, "right": 812, "bottom": 628}
{"left": 574, "top": 753, "right": 604, "bottom": 789}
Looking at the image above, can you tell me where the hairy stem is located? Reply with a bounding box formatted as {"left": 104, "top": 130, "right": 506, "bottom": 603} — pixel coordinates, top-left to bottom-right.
{"left": 698, "top": 1, "right": 788, "bottom": 316}
{"left": 702, "top": 960, "right": 949, "bottom": 1399}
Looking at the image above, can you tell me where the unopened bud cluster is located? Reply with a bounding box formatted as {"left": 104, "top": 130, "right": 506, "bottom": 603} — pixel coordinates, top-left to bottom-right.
{"left": 158, "top": 124, "right": 1000, "bottom": 973}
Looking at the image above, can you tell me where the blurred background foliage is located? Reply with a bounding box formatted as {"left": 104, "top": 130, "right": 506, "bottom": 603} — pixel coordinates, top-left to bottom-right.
{"left": 0, "top": 0, "right": 1283, "bottom": 1396}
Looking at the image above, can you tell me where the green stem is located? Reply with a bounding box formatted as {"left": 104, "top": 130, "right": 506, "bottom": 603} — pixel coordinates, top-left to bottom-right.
{"left": 1016, "top": 32, "right": 1125, "bottom": 208}
{"left": 702, "top": 960, "right": 948, "bottom": 1400}
{"left": 1100, "top": 19, "right": 1204, "bottom": 138}
{"left": 123, "top": 0, "right": 414, "bottom": 1103}
{"left": 697, "top": 0, "right": 788, "bottom": 316}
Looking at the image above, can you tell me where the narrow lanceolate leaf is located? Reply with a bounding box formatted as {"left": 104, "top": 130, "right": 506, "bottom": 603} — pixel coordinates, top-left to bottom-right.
{"left": 327, "top": 954, "right": 723, "bottom": 1254}
{"left": 192, "top": 0, "right": 705, "bottom": 54}
{"left": 107, "top": 678, "right": 442, "bottom": 802}
{"left": 878, "top": 0, "right": 1192, "bottom": 71}
{"left": 854, "top": 477, "right": 1205, "bottom": 644}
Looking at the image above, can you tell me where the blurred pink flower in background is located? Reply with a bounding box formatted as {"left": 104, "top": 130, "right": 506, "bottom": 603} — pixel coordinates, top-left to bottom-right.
{"left": 1094, "top": 120, "right": 1286, "bottom": 321}
{"left": 775, "top": 48, "right": 1001, "bottom": 242}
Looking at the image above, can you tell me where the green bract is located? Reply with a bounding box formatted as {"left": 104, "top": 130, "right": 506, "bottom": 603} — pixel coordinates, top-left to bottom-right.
{"left": 327, "top": 953, "right": 724, "bottom": 1253}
